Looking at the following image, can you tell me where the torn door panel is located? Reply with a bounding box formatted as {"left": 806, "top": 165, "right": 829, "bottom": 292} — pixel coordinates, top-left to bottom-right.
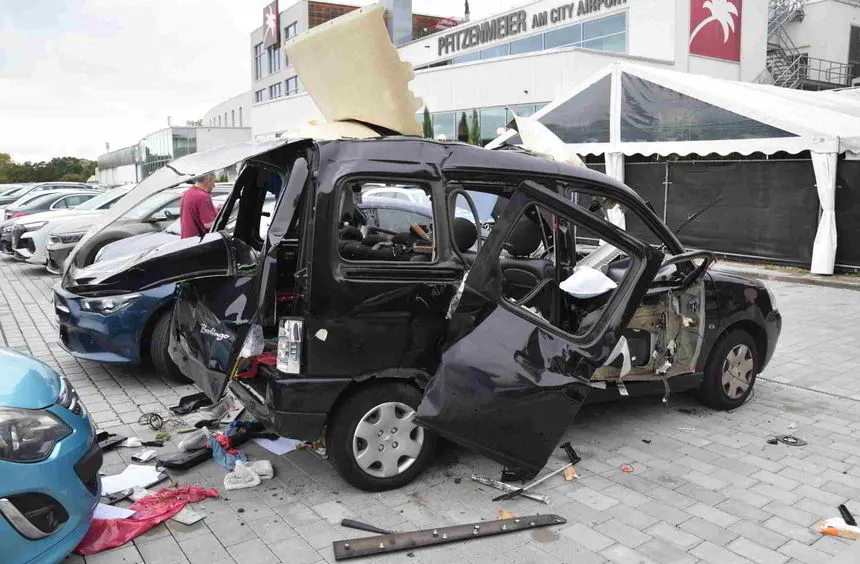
{"left": 594, "top": 281, "right": 706, "bottom": 382}
{"left": 415, "top": 305, "right": 592, "bottom": 478}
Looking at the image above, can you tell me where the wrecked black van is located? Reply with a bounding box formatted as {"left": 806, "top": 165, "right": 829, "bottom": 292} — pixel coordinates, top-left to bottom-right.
{"left": 59, "top": 137, "right": 781, "bottom": 490}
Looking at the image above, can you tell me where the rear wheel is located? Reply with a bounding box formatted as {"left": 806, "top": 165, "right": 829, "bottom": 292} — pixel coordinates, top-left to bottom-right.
{"left": 697, "top": 329, "right": 758, "bottom": 410}
{"left": 327, "top": 381, "right": 436, "bottom": 491}
{"left": 151, "top": 310, "right": 190, "bottom": 384}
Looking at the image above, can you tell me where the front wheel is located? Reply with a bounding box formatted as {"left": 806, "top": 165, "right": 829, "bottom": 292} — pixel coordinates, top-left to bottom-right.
{"left": 150, "top": 310, "right": 190, "bottom": 384}
{"left": 327, "top": 381, "right": 436, "bottom": 491}
{"left": 697, "top": 329, "right": 759, "bottom": 410}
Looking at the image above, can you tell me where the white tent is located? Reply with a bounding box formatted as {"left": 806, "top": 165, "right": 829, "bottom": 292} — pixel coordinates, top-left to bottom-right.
{"left": 488, "top": 62, "right": 860, "bottom": 274}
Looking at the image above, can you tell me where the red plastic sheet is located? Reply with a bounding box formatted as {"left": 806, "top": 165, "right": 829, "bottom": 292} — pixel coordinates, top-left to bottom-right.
{"left": 75, "top": 486, "right": 218, "bottom": 555}
{"left": 236, "top": 351, "right": 277, "bottom": 379}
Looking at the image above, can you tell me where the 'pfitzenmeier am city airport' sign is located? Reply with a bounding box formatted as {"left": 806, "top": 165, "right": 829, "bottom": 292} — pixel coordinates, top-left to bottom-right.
{"left": 437, "top": 0, "right": 628, "bottom": 56}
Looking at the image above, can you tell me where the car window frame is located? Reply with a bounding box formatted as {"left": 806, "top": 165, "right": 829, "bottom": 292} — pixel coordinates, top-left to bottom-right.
{"left": 334, "top": 176, "right": 444, "bottom": 268}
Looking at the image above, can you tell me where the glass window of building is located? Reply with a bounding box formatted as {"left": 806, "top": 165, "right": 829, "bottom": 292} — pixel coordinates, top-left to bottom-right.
{"left": 269, "top": 82, "right": 283, "bottom": 99}
{"left": 582, "top": 12, "right": 626, "bottom": 40}
{"left": 239, "top": 107, "right": 243, "bottom": 127}
{"left": 285, "top": 76, "right": 298, "bottom": 95}
{"left": 255, "top": 89, "right": 264, "bottom": 103}
{"left": 218, "top": 115, "right": 221, "bottom": 126}
{"left": 231, "top": 110, "right": 236, "bottom": 127}
{"left": 268, "top": 45, "right": 281, "bottom": 74}
{"left": 432, "top": 112, "right": 455, "bottom": 141}
{"left": 284, "top": 22, "right": 298, "bottom": 66}
{"left": 509, "top": 34, "right": 543, "bottom": 55}
{"left": 452, "top": 51, "right": 480, "bottom": 64}
{"left": 480, "top": 43, "right": 510, "bottom": 60}
{"left": 479, "top": 108, "right": 507, "bottom": 146}
{"left": 544, "top": 23, "right": 582, "bottom": 49}
{"left": 581, "top": 34, "right": 625, "bottom": 53}
{"left": 254, "top": 43, "right": 264, "bottom": 80}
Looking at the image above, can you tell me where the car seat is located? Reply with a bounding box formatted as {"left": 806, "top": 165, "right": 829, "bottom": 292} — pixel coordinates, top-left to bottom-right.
{"left": 500, "top": 216, "right": 554, "bottom": 301}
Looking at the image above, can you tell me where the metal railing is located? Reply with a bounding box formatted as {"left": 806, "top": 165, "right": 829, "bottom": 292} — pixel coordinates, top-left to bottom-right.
{"left": 768, "top": 0, "right": 805, "bottom": 36}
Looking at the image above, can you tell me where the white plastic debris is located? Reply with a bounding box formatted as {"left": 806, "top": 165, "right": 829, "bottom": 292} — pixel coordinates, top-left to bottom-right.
{"left": 248, "top": 460, "right": 274, "bottom": 480}
{"left": 559, "top": 266, "right": 618, "bottom": 299}
{"left": 120, "top": 437, "right": 143, "bottom": 448}
{"left": 224, "top": 460, "right": 262, "bottom": 490}
{"left": 178, "top": 427, "right": 209, "bottom": 452}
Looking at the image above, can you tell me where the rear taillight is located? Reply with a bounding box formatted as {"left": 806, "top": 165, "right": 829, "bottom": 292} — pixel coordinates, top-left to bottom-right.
{"left": 11, "top": 212, "right": 28, "bottom": 218}
{"left": 277, "top": 318, "right": 303, "bottom": 374}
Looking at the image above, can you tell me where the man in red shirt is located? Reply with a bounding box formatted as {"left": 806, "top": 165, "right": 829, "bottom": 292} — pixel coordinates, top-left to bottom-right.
{"left": 180, "top": 173, "right": 218, "bottom": 238}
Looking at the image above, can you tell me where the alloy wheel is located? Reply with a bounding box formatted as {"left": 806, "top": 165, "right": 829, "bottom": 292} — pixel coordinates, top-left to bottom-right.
{"left": 721, "top": 343, "right": 754, "bottom": 399}
{"left": 352, "top": 401, "right": 424, "bottom": 478}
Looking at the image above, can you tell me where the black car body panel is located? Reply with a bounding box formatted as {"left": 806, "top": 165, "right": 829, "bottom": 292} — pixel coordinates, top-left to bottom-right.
{"left": 61, "top": 137, "right": 781, "bottom": 475}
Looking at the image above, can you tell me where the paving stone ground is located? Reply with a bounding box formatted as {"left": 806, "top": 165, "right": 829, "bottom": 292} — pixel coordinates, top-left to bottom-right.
{"left": 1, "top": 256, "right": 859, "bottom": 564}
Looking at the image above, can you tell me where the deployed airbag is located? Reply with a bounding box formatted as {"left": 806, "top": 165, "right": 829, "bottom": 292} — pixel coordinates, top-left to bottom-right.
{"left": 559, "top": 266, "right": 618, "bottom": 298}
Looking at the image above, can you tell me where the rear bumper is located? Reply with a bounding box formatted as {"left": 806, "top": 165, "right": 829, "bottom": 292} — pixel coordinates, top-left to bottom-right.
{"left": 0, "top": 404, "right": 101, "bottom": 564}
{"left": 228, "top": 365, "right": 351, "bottom": 442}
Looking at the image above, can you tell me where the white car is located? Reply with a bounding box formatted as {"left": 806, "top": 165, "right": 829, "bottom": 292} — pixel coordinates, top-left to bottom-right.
{"left": 12, "top": 187, "right": 132, "bottom": 266}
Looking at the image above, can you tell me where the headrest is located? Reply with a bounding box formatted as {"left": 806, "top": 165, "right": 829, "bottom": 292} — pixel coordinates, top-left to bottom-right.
{"left": 452, "top": 217, "right": 477, "bottom": 253}
{"left": 502, "top": 217, "right": 542, "bottom": 257}
{"left": 339, "top": 225, "right": 363, "bottom": 241}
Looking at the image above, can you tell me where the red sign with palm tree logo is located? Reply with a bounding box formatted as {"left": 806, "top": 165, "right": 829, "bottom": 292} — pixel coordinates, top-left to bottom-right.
{"left": 689, "top": 0, "right": 742, "bottom": 62}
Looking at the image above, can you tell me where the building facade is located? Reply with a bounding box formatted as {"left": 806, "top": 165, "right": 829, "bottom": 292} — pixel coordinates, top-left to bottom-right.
{"left": 97, "top": 126, "right": 252, "bottom": 185}
{"left": 203, "top": 91, "right": 253, "bottom": 129}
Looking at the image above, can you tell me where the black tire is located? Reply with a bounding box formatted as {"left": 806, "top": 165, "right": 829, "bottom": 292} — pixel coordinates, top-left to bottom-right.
{"left": 150, "top": 311, "right": 190, "bottom": 384}
{"left": 697, "top": 329, "right": 759, "bottom": 410}
{"left": 327, "top": 381, "right": 437, "bottom": 492}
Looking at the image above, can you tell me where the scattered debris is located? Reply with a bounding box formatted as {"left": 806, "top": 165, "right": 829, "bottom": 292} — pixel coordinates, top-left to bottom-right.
{"left": 101, "top": 465, "right": 166, "bottom": 495}
{"left": 169, "top": 392, "right": 213, "bottom": 415}
{"left": 224, "top": 460, "right": 275, "bottom": 490}
{"left": 767, "top": 438, "right": 779, "bottom": 445}
{"left": 101, "top": 488, "right": 134, "bottom": 506}
{"left": 621, "top": 464, "right": 634, "bottom": 473}
{"left": 814, "top": 517, "right": 860, "bottom": 540}
{"left": 253, "top": 437, "right": 301, "bottom": 455}
{"left": 454, "top": 478, "right": 461, "bottom": 484}
{"left": 76, "top": 486, "right": 218, "bottom": 555}
{"left": 642, "top": 439, "right": 652, "bottom": 444}
{"left": 492, "top": 443, "right": 580, "bottom": 502}
{"left": 470, "top": 475, "right": 550, "bottom": 504}
{"left": 155, "top": 432, "right": 171, "bottom": 442}
{"left": 787, "top": 422, "right": 798, "bottom": 430}
{"left": 677, "top": 408, "right": 696, "bottom": 415}
{"left": 341, "top": 518, "right": 393, "bottom": 535}
{"left": 96, "top": 432, "right": 127, "bottom": 451}
{"left": 497, "top": 509, "right": 515, "bottom": 520}
{"left": 563, "top": 466, "right": 578, "bottom": 481}
{"left": 777, "top": 435, "right": 807, "bottom": 447}
{"left": 131, "top": 449, "right": 157, "bottom": 463}
{"left": 840, "top": 504, "right": 857, "bottom": 527}
{"left": 92, "top": 504, "right": 135, "bottom": 520}
{"left": 208, "top": 432, "right": 248, "bottom": 469}
{"left": 178, "top": 428, "right": 210, "bottom": 452}
{"left": 332, "top": 514, "right": 567, "bottom": 560}
{"left": 675, "top": 427, "right": 696, "bottom": 432}
{"left": 138, "top": 412, "right": 182, "bottom": 431}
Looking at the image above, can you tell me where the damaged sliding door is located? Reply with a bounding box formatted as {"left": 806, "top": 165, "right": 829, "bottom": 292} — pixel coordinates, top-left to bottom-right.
{"left": 415, "top": 180, "right": 664, "bottom": 477}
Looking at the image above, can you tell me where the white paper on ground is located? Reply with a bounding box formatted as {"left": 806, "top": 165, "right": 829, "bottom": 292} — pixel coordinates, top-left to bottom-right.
{"left": 93, "top": 503, "right": 135, "bottom": 520}
{"left": 172, "top": 506, "right": 206, "bottom": 525}
{"left": 253, "top": 437, "right": 301, "bottom": 455}
{"left": 101, "top": 465, "right": 164, "bottom": 495}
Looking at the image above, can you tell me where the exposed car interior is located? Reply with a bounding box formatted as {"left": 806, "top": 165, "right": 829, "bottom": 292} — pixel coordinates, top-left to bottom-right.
{"left": 337, "top": 182, "right": 438, "bottom": 262}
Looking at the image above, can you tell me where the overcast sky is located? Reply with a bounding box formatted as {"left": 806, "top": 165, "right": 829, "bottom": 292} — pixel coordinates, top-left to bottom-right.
{"left": 0, "top": 0, "right": 526, "bottom": 163}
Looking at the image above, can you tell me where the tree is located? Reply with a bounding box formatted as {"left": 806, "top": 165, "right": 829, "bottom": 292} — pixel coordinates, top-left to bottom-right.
{"left": 422, "top": 107, "right": 434, "bottom": 139}
{"left": 457, "top": 112, "right": 469, "bottom": 142}
{"left": 0, "top": 154, "right": 97, "bottom": 183}
{"left": 468, "top": 109, "right": 481, "bottom": 146}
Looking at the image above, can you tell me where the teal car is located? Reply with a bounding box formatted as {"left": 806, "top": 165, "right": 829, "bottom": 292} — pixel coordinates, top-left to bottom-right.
{"left": 0, "top": 348, "right": 101, "bottom": 563}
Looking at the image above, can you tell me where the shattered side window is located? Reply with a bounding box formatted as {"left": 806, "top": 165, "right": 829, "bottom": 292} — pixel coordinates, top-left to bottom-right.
{"left": 498, "top": 202, "right": 632, "bottom": 338}
{"left": 337, "top": 181, "right": 436, "bottom": 263}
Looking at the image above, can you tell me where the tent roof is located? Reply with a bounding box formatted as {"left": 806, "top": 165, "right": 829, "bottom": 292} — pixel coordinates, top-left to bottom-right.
{"left": 488, "top": 62, "right": 860, "bottom": 157}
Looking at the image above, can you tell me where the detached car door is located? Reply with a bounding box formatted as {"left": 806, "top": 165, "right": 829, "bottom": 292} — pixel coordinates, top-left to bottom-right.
{"left": 415, "top": 180, "right": 665, "bottom": 477}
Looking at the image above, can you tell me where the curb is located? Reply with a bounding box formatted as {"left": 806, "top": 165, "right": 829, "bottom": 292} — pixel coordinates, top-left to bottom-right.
{"left": 713, "top": 265, "right": 860, "bottom": 292}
